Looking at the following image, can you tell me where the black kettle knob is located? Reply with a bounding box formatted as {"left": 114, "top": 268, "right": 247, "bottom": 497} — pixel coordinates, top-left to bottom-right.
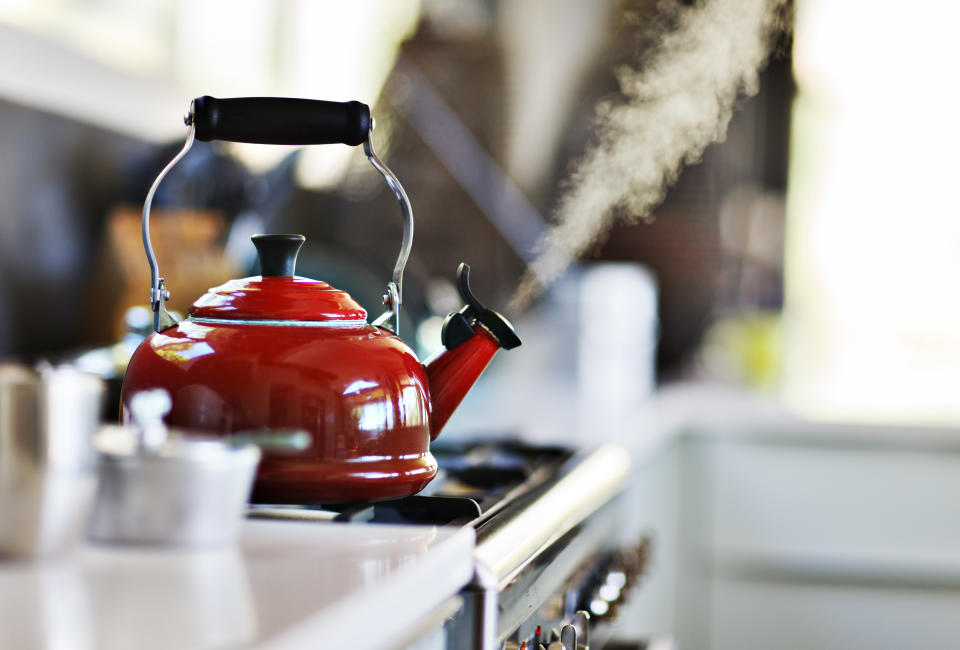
{"left": 252, "top": 234, "right": 305, "bottom": 277}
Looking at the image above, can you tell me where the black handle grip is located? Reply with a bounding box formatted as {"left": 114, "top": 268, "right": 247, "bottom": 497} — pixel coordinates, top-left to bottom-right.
{"left": 252, "top": 234, "right": 305, "bottom": 277}
{"left": 191, "top": 96, "right": 371, "bottom": 146}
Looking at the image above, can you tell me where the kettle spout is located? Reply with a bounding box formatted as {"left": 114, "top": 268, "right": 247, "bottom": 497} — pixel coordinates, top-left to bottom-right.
{"left": 424, "top": 264, "right": 521, "bottom": 439}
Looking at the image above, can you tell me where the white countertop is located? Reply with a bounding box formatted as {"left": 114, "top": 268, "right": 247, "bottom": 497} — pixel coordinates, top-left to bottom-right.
{"left": 626, "top": 382, "right": 960, "bottom": 466}
{"left": 0, "top": 520, "right": 475, "bottom": 650}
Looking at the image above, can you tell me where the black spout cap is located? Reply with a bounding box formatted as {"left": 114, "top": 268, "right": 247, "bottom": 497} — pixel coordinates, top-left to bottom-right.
{"left": 441, "top": 263, "right": 521, "bottom": 350}
{"left": 252, "top": 234, "right": 305, "bottom": 277}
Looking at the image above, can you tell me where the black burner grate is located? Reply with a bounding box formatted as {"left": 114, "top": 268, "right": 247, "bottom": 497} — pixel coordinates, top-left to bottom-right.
{"left": 247, "top": 440, "right": 572, "bottom": 527}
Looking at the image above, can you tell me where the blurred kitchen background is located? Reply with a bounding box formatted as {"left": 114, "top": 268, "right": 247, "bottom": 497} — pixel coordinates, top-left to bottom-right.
{"left": 0, "top": 0, "right": 793, "bottom": 389}
{"left": 4, "top": 0, "right": 960, "bottom": 646}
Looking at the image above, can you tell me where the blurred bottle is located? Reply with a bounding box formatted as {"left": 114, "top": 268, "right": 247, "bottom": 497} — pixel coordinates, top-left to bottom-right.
{"left": 577, "top": 263, "right": 658, "bottom": 442}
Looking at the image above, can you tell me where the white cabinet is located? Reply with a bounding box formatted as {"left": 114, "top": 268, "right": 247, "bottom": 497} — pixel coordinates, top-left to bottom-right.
{"left": 620, "top": 388, "right": 960, "bottom": 650}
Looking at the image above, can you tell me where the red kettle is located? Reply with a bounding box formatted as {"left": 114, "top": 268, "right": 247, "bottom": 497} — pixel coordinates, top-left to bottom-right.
{"left": 120, "top": 97, "right": 520, "bottom": 503}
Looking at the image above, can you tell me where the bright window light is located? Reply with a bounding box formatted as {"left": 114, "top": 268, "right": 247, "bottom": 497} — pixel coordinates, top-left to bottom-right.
{"left": 783, "top": 0, "right": 960, "bottom": 424}
{"left": 0, "top": 0, "right": 419, "bottom": 183}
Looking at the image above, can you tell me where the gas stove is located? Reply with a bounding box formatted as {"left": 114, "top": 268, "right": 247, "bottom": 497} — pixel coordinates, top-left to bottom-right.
{"left": 249, "top": 439, "right": 649, "bottom": 650}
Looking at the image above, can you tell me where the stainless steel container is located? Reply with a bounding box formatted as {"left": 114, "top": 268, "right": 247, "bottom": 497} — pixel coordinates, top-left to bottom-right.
{"left": 88, "top": 432, "right": 260, "bottom": 547}
{"left": 0, "top": 364, "right": 105, "bottom": 559}
{"left": 88, "top": 390, "right": 261, "bottom": 547}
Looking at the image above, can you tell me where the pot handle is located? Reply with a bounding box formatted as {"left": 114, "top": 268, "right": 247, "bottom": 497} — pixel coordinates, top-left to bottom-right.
{"left": 142, "top": 97, "right": 413, "bottom": 335}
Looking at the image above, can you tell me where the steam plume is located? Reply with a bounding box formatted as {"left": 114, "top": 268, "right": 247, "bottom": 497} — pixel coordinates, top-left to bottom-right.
{"left": 509, "top": 0, "right": 792, "bottom": 310}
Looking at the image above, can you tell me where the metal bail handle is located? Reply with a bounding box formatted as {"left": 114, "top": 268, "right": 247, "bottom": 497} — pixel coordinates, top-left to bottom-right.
{"left": 365, "top": 133, "right": 412, "bottom": 335}
{"left": 142, "top": 124, "right": 195, "bottom": 334}
{"left": 140, "top": 96, "right": 414, "bottom": 334}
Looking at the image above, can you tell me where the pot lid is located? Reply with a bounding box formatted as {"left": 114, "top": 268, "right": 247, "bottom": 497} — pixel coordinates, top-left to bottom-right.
{"left": 188, "top": 234, "right": 368, "bottom": 323}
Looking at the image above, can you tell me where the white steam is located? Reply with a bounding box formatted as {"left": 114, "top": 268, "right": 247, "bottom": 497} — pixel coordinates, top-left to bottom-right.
{"left": 509, "top": 0, "right": 791, "bottom": 310}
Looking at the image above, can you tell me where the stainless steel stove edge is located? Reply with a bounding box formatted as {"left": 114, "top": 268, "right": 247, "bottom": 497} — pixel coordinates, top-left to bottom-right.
{"left": 475, "top": 443, "right": 631, "bottom": 587}
{"left": 451, "top": 443, "right": 632, "bottom": 650}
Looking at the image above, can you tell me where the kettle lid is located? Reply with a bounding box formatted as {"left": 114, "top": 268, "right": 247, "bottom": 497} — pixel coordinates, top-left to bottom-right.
{"left": 188, "top": 234, "right": 368, "bottom": 323}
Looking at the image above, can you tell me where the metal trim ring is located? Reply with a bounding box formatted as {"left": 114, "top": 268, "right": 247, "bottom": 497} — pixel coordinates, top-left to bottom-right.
{"left": 188, "top": 317, "right": 369, "bottom": 328}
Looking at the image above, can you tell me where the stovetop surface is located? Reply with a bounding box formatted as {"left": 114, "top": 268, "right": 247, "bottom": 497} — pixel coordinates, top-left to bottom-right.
{"left": 248, "top": 439, "right": 573, "bottom": 527}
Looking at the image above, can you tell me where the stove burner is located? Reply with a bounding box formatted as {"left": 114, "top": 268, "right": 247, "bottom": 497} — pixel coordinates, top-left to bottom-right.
{"left": 335, "top": 495, "right": 483, "bottom": 524}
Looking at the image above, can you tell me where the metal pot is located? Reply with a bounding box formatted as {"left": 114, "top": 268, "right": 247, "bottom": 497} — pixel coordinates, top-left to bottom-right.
{"left": 88, "top": 390, "right": 262, "bottom": 547}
